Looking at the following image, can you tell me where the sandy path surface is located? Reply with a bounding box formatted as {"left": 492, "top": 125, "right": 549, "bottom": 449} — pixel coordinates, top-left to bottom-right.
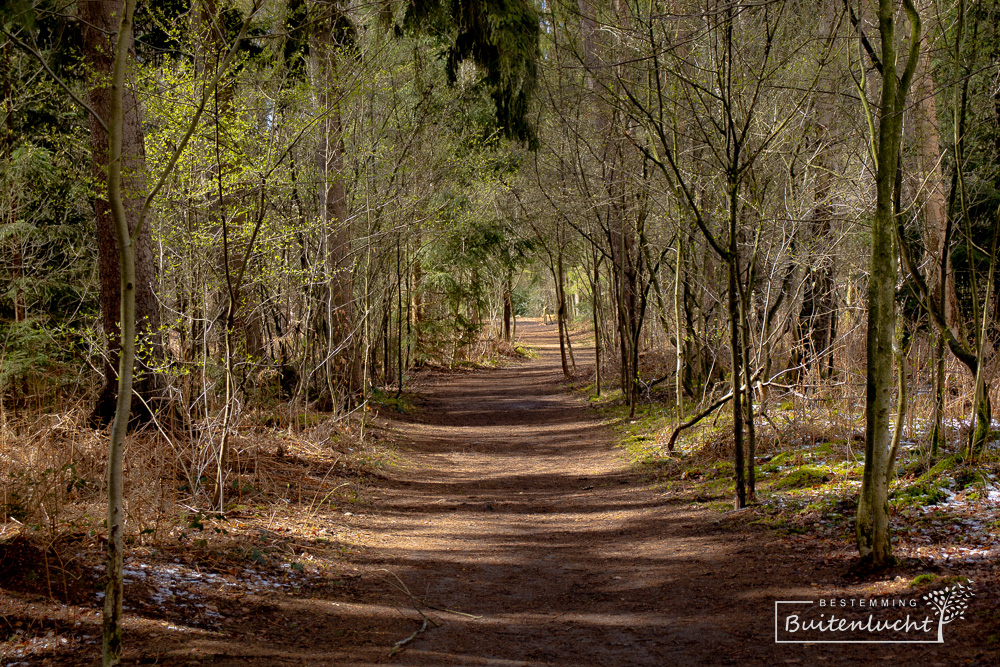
{"left": 141, "top": 320, "right": 983, "bottom": 666}
{"left": 347, "top": 321, "right": 810, "bottom": 666}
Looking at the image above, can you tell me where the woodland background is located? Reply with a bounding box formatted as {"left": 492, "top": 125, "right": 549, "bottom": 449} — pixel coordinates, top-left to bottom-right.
{"left": 1, "top": 0, "right": 1000, "bottom": 661}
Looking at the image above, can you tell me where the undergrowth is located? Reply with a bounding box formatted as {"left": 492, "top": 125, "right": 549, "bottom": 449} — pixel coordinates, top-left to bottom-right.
{"left": 589, "top": 384, "right": 1000, "bottom": 568}
{"left": 0, "top": 404, "right": 394, "bottom": 599}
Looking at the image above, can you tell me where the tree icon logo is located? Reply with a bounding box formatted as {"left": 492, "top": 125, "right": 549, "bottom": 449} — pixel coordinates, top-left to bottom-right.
{"left": 923, "top": 582, "right": 975, "bottom": 643}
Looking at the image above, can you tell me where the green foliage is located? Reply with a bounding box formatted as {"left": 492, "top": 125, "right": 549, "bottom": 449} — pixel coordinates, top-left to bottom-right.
{"left": 0, "top": 319, "right": 53, "bottom": 390}
{"left": 135, "top": 0, "right": 268, "bottom": 63}
{"left": 0, "top": 0, "right": 37, "bottom": 30}
{"left": 0, "top": 91, "right": 94, "bottom": 406}
{"left": 399, "top": 0, "right": 540, "bottom": 146}
{"left": 133, "top": 0, "right": 193, "bottom": 57}
{"left": 369, "top": 387, "right": 414, "bottom": 413}
{"left": 0, "top": 142, "right": 93, "bottom": 320}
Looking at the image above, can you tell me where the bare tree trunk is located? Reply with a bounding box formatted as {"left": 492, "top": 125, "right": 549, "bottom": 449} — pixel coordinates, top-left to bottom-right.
{"left": 81, "top": 0, "right": 160, "bottom": 427}
{"left": 727, "top": 181, "right": 746, "bottom": 509}
{"left": 84, "top": 3, "right": 251, "bottom": 657}
{"left": 915, "top": 46, "right": 960, "bottom": 331}
{"left": 967, "top": 210, "right": 998, "bottom": 460}
{"left": 798, "top": 9, "right": 841, "bottom": 383}
{"left": 593, "top": 246, "right": 602, "bottom": 396}
{"left": 674, "top": 236, "right": 684, "bottom": 422}
{"left": 313, "top": 5, "right": 359, "bottom": 404}
{"left": 798, "top": 173, "right": 836, "bottom": 381}
{"left": 97, "top": 5, "right": 138, "bottom": 661}
{"left": 740, "top": 285, "right": 756, "bottom": 503}
{"left": 888, "top": 320, "right": 912, "bottom": 471}
{"left": 579, "top": 0, "right": 639, "bottom": 410}
{"left": 411, "top": 224, "right": 423, "bottom": 346}
{"left": 555, "top": 252, "right": 570, "bottom": 378}
{"left": 914, "top": 35, "right": 957, "bottom": 456}
{"left": 396, "top": 238, "right": 404, "bottom": 396}
{"left": 502, "top": 274, "right": 512, "bottom": 342}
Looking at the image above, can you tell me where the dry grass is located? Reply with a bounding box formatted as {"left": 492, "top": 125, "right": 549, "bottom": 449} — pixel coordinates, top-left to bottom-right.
{"left": 0, "top": 400, "right": 391, "bottom": 562}
{"left": 1, "top": 411, "right": 107, "bottom": 541}
{"left": 0, "top": 399, "right": 400, "bottom": 664}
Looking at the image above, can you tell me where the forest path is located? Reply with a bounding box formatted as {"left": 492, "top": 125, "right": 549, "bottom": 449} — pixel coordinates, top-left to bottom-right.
{"left": 332, "top": 321, "right": 818, "bottom": 666}
{"left": 136, "top": 322, "right": 981, "bottom": 666}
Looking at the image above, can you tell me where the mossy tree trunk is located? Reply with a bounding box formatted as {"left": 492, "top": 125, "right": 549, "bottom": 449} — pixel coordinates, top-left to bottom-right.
{"left": 856, "top": 0, "right": 921, "bottom": 569}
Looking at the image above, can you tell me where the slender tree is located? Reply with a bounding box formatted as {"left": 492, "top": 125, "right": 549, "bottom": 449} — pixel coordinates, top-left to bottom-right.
{"left": 80, "top": 0, "right": 161, "bottom": 426}
{"left": 855, "top": 0, "right": 921, "bottom": 568}
{"left": 91, "top": 1, "right": 257, "bottom": 660}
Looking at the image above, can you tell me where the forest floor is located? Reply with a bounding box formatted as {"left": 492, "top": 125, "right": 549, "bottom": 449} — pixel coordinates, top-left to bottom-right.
{"left": 3, "top": 320, "right": 1000, "bottom": 665}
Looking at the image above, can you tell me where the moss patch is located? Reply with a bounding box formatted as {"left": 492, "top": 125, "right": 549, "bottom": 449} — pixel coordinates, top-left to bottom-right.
{"left": 772, "top": 467, "right": 832, "bottom": 490}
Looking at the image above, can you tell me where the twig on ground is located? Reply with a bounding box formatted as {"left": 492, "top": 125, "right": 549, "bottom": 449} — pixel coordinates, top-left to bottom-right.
{"left": 388, "top": 617, "right": 429, "bottom": 657}
{"left": 418, "top": 601, "right": 483, "bottom": 619}
{"left": 376, "top": 568, "right": 484, "bottom": 619}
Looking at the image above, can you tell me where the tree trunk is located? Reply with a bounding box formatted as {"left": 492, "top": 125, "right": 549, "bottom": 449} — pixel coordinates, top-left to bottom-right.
{"left": 727, "top": 176, "right": 746, "bottom": 508}
{"left": 914, "top": 36, "right": 957, "bottom": 456}
{"left": 915, "top": 45, "right": 960, "bottom": 331}
{"left": 579, "top": 0, "right": 638, "bottom": 409}
{"left": 740, "top": 283, "right": 756, "bottom": 503}
{"left": 592, "top": 247, "right": 602, "bottom": 396}
{"left": 81, "top": 0, "right": 160, "bottom": 427}
{"left": 313, "top": 5, "right": 359, "bottom": 403}
{"left": 727, "top": 256, "right": 746, "bottom": 509}
{"left": 674, "top": 236, "right": 684, "bottom": 422}
{"left": 857, "top": 0, "right": 920, "bottom": 568}
{"left": 967, "top": 206, "right": 999, "bottom": 459}
{"left": 502, "top": 278, "right": 512, "bottom": 342}
{"left": 555, "top": 252, "right": 570, "bottom": 378}
{"left": 797, "top": 0, "right": 842, "bottom": 383}
{"left": 96, "top": 3, "right": 138, "bottom": 661}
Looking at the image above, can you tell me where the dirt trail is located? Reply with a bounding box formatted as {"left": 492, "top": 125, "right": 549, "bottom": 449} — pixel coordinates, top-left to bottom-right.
{"left": 335, "top": 321, "right": 822, "bottom": 666}
{"left": 146, "top": 321, "right": 984, "bottom": 666}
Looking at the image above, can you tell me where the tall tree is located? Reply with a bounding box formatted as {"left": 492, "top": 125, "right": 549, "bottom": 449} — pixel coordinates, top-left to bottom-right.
{"left": 855, "top": 0, "right": 921, "bottom": 568}
{"left": 80, "top": 0, "right": 160, "bottom": 426}
{"left": 912, "top": 12, "right": 957, "bottom": 457}
{"left": 86, "top": 0, "right": 257, "bottom": 660}
{"left": 312, "top": 0, "right": 361, "bottom": 402}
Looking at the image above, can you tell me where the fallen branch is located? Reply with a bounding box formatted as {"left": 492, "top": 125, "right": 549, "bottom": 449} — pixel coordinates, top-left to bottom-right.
{"left": 668, "top": 392, "right": 733, "bottom": 450}
{"left": 377, "top": 568, "right": 483, "bottom": 619}
{"left": 757, "top": 409, "right": 783, "bottom": 447}
{"left": 667, "top": 369, "right": 779, "bottom": 450}
{"left": 388, "top": 618, "right": 428, "bottom": 657}
{"left": 419, "top": 601, "right": 483, "bottom": 619}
